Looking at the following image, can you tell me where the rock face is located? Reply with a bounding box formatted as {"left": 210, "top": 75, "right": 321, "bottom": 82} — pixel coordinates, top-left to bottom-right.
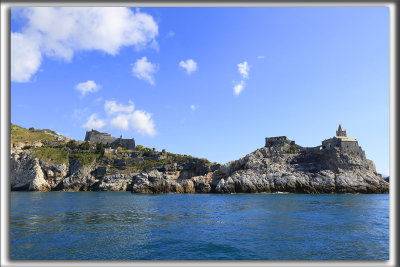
{"left": 10, "top": 152, "right": 51, "bottom": 191}
{"left": 212, "top": 147, "right": 388, "bottom": 194}
{"left": 10, "top": 145, "right": 388, "bottom": 194}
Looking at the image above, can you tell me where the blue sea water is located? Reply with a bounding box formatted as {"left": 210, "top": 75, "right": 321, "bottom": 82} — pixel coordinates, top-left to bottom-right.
{"left": 10, "top": 192, "right": 389, "bottom": 260}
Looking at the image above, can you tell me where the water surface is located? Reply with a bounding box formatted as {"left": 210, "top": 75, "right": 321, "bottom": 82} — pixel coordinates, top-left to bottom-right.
{"left": 11, "top": 192, "right": 389, "bottom": 260}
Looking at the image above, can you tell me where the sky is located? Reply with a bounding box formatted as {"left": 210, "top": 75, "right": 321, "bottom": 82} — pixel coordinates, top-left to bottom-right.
{"left": 10, "top": 7, "right": 390, "bottom": 176}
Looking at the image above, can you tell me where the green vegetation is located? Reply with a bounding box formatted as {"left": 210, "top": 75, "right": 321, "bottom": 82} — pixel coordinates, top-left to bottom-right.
{"left": 128, "top": 160, "right": 159, "bottom": 170}
{"left": 42, "top": 129, "right": 58, "bottom": 135}
{"left": 11, "top": 124, "right": 56, "bottom": 143}
{"left": 288, "top": 144, "right": 297, "bottom": 153}
{"left": 70, "top": 152, "right": 101, "bottom": 167}
{"left": 78, "top": 141, "right": 91, "bottom": 150}
{"left": 66, "top": 140, "right": 78, "bottom": 150}
{"left": 126, "top": 153, "right": 216, "bottom": 171}
{"left": 32, "top": 147, "right": 69, "bottom": 165}
{"left": 117, "top": 146, "right": 133, "bottom": 153}
{"left": 12, "top": 124, "right": 218, "bottom": 171}
{"left": 96, "top": 143, "right": 105, "bottom": 156}
{"left": 135, "top": 145, "right": 152, "bottom": 152}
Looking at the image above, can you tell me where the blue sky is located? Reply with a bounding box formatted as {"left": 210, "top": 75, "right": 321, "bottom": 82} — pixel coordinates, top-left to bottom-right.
{"left": 11, "top": 7, "right": 389, "bottom": 176}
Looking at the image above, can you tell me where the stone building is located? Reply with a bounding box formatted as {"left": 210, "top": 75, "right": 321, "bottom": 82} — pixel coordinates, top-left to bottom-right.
{"left": 84, "top": 129, "right": 135, "bottom": 150}
{"left": 264, "top": 125, "right": 366, "bottom": 159}
{"left": 321, "top": 124, "right": 366, "bottom": 159}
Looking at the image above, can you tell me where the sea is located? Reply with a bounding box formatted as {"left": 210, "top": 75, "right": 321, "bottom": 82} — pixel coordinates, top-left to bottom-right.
{"left": 10, "top": 192, "right": 389, "bottom": 260}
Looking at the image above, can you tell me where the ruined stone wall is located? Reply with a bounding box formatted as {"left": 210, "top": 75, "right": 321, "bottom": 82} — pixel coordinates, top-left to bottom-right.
{"left": 85, "top": 131, "right": 117, "bottom": 144}
{"left": 118, "top": 139, "right": 135, "bottom": 150}
{"left": 265, "top": 136, "right": 290, "bottom": 147}
{"left": 85, "top": 130, "right": 135, "bottom": 150}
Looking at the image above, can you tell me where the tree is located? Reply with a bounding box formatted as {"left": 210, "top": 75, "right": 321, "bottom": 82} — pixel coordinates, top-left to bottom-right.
{"left": 79, "top": 141, "right": 90, "bottom": 150}
{"left": 28, "top": 127, "right": 34, "bottom": 131}
{"left": 66, "top": 140, "right": 77, "bottom": 150}
{"left": 96, "top": 143, "right": 105, "bottom": 155}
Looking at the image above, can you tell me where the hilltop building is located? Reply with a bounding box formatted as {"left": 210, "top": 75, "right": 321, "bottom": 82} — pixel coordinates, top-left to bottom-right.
{"left": 265, "top": 124, "right": 366, "bottom": 159}
{"left": 321, "top": 124, "right": 365, "bottom": 158}
{"left": 84, "top": 129, "right": 135, "bottom": 150}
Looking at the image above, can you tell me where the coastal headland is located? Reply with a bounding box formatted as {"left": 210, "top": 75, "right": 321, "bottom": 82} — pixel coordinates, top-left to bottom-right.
{"left": 10, "top": 124, "right": 389, "bottom": 193}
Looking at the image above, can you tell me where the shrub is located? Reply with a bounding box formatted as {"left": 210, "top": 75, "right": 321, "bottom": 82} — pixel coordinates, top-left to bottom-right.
{"left": 79, "top": 141, "right": 90, "bottom": 150}
{"left": 288, "top": 144, "right": 297, "bottom": 153}
{"left": 96, "top": 142, "right": 104, "bottom": 153}
{"left": 70, "top": 152, "right": 101, "bottom": 167}
{"left": 66, "top": 140, "right": 78, "bottom": 150}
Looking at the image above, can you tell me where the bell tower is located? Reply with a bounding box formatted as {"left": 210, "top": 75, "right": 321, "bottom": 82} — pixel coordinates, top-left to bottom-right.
{"left": 336, "top": 124, "right": 347, "bottom": 137}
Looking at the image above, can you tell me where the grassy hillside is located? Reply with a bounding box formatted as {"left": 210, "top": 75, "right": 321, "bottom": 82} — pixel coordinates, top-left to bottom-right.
{"left": 11, "top": 123, "right": 219, "bottom": 171}
{"left": 11, "top": 124, "right": 64, "bottom": 143}
{"left": 32, "top": 147, "right": 70, "bottom": 165}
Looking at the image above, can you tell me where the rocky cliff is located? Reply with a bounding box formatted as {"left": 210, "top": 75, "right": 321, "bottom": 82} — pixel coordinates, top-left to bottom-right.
{"left": 10, "top": 150, "right": 219, "bottom": 193}
{"left": 10, "top": 124, "right": 389, "bottom": 194}
{"left": 212, "top": 146, "right": 388, "bottom": 193}
{"left": 10, "top": 146, "right": 388, "bottom": 194}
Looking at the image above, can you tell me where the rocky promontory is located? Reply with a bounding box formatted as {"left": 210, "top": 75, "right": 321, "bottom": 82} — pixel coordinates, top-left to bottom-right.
{"left": 10, "top": 124, "right": 389, "bottom": 194}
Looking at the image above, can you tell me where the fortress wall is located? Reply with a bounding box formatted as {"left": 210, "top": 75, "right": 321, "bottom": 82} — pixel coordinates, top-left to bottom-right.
{"left": 119, "top": 139, "right": 135, "bottom": 150}
{"left": 89, "top": 135, "right": 117, "bottom": 144}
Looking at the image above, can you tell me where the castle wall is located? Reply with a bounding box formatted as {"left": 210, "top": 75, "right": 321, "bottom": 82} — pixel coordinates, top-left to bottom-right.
{"left": 85, "top": 131, "right": 117, "bottom": 144}
{"left": 118, "top": 139, "right": 135, "bottom": 150}
{"left": 85, "top": 130, "right": 135, "bottom": 150}
{"left": 265, "top": 136, "right": 290, "bottom": 147}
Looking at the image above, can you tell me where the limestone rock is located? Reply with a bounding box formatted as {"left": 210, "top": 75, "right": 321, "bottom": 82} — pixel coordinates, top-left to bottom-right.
{"left": 10, "top": 152, "right": 50, "bottom": 191}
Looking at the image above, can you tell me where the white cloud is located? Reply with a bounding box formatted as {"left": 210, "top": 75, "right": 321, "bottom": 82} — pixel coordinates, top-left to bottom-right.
{"left": 130, "top": 110, "right": 156, "bottom": 136}
{"left": 257, "top": 55, "right": 265, "bottom": 59}
{"left": 110, "top": 113, "right": 130, "bottom": 130}
{"left": 233, "top": 81, "right": 245, "bottom": 96}
{"left": 190, "top": 104, "right": 198, "bottom": 111}
{"left": 110, "top": 110, "right": 156, "bottom": 136}
{"left": 238, "top": 61, "right": 250, "bottom": 79}
{"left": 105, "top": 100, "right": 156, "bottom": 136}
{"left": 11, "top": 7, "right": 158, "bottom": 82}
{"left": 179, "top": 59, "right": 197, "bottom": 75}
{"left": 75, "top": 80, "right": 99, "bottom": 96}
{"left": 132, "top": 56, "right": 158, "bottom": 85}
{"left": 233, "top": 61, "right": 250, "bottom": 96}
{"left": 82, "top": 114, "right": 106, "bottom": 129}
{"left": 104, "top": 100, "right": 134, "bottom": 114}
{"left": 11, "top": 33, "right": 42, "bottom": 82}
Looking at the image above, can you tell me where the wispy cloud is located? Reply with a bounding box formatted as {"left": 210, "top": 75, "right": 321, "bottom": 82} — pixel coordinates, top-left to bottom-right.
{"left": 132, "top": 56, "right": 158, "bottom": 85}
{"left": 257, "top": 55, "right": 265, "bottom": 59}
{"left": 75, "top": 80, "right": 99, "bottom": 97}
{"left": 238, "top": 61, "right": 250, "bottom": 79}
{"left": 179, "top": 59, "right": 197, "bottom": 75}
{"left": 104, "top": 100, "right": 134, "bottom": 114}
{"left": 190, "top": 104, "right": 198, "bottom": 111}
{"left": 11, "top": 7, "right": 159, "bottom": 82}
{"left": 166, "top": 30, "right": 175, "bottom": 38}
{"left": 233, "top": 61, "right": 250, "bottom": 96}
{"left": 233, "top": 81, "right": 245, "bottom": 96}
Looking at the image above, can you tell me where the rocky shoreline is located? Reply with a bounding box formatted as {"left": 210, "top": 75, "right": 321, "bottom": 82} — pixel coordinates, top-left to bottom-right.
{"left": 10, "top": 145, "right": 389, "bottom": 194}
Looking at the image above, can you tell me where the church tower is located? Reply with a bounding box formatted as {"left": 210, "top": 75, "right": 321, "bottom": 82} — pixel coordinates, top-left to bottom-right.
{"left": 336, "top": 124, "right": 347, "bottom": 137}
